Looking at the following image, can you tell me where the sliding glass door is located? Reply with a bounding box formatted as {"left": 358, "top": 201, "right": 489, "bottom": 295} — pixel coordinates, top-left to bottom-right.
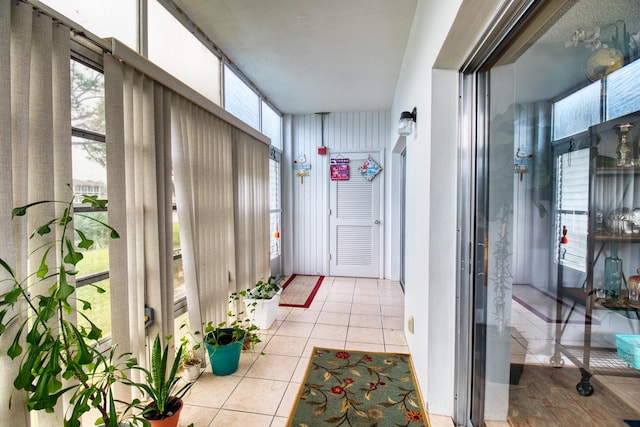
{"left": 466, "top": 0, "right": 640, "bottom": 424}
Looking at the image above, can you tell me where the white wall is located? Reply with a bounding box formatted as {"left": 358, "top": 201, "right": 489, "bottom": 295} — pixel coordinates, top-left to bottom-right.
{"left": 283, "top": 112, "right": 391, "bottom": 276}
{"left": 391, "top": 0, "right": 506, "bottom": 417}
{"left": 391, "top": 0, "right": 464, "bottom": 415}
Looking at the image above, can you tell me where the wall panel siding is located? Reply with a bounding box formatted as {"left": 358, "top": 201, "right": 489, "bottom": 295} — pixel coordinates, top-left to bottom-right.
{"left": 286, "top": 111, "right": 390, "bottom": 276}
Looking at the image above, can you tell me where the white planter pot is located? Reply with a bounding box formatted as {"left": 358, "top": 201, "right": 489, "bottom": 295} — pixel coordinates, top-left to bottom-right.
{"left": 182, "top": 361, "right": 202, "bottom": 382}
{"left": 244, "top": 290, "right": 281, "bottom": 329}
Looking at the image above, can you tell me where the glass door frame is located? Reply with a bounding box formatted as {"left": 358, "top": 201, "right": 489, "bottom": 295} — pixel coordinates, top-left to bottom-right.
{"left": 454, "top": 0, "right": 542, "bottom": 424}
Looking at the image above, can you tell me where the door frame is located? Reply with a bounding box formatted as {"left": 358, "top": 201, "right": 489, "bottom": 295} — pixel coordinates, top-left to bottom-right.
{"left": 328, "top": 149, "right": 385, "bottom": 278}
{"left": 454, "top": 0, "right": 544, "bottom": 425}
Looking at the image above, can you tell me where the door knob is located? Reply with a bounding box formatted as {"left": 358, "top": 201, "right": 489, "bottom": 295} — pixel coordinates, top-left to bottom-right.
{"left": 374, "top": 219, "right": 381, "bottom": 224}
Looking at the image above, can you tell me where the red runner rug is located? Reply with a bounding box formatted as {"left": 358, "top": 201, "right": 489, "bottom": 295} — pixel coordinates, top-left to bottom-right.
{"left": 279, "top": 274, "right": 324, "bottom": 308}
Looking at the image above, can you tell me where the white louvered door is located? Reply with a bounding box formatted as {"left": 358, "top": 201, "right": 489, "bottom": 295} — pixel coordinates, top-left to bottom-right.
{"left": 329, "top": 152, "right": 383, "bottom": 277}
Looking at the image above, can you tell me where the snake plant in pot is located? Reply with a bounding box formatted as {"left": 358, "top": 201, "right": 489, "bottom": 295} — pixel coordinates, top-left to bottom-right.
{"left": 0, "top": 192, "right": 147, "bottom": 426}
{"left": 134, "top": 335, "right": 195, "bottom": 427}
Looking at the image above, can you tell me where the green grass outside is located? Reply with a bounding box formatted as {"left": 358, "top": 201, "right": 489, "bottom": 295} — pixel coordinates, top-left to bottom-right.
{"left": 74, "top": 220, "right": 182, "bottom": 339}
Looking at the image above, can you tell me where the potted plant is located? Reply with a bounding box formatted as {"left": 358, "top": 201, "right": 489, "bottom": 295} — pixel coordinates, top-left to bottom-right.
{"left": 178, "top": 324, "right": 203, "bottom": 382}
{"left": 203, "top": 293, "right": 261, "bottom": 375}
{"left": 135, "top": 335, "right": 194, "bottom": 427}
{"left": 0, "top": 192, "right": 146, "bottom": 426}
{"left": 241, "top": 276, "right": 282, "bottom": 329}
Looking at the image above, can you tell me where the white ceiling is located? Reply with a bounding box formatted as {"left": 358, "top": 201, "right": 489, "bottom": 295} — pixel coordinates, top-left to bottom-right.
{"left": 173, "top": 0, "right": 418, "bottom": 114}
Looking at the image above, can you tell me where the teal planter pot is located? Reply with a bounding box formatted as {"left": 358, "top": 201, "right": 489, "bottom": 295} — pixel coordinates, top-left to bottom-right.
{"left": 205, "top": 328, "right": 244, "bottom": 376}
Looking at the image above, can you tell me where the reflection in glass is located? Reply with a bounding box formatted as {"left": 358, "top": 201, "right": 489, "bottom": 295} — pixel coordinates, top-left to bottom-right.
{"left": 552, "top": 82, "right": 601, "bottom": 140}
{"left": 606, "top": 58, "right": 640, "bottom": 120}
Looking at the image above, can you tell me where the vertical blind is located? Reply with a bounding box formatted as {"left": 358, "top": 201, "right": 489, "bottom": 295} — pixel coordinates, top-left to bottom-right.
{"left": 556, "top": 148, "right": 590, "bottom": 272}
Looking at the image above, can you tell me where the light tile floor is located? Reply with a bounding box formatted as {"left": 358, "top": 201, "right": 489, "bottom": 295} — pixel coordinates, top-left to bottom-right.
{"left": 179, "top": 276, "right": 453, "bottom": 426}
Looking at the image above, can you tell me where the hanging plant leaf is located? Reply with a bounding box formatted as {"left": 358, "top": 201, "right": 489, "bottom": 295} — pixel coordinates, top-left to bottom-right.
{"left": 7, "top": 324, "right": 25, "bottom": 358}
{"left": 57, "top": 268, "right": 75, "bottom": 300}
{"left": 63, "top": 238, "right": 83, "bottom": 266}
{"left": 11, "top": 200, "right": 53, "bottom": 218}
{"left": 75, "top": 229, "right": 94, "bottom": 250}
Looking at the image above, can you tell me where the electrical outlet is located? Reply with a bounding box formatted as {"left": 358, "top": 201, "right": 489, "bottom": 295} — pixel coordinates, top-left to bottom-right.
{"left": 407, "top": 315, "right": 414, "bottom": 333}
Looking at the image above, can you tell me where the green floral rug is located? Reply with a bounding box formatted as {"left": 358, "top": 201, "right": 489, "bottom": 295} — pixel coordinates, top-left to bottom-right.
{"left": 287, "top": 347, "right": 429, "bottom": 427}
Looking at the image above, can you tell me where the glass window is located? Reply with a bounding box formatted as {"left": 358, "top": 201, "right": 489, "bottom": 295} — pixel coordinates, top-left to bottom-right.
{"left": 71, "top": 61, "right": 106, "bottom": 134}
{"left": 606, "top": 58, "right": 640, "bottom": 120}
{"left": 552, "top": 82, "right": 601, "bottom": 140}
{"left": 224, "top": 64, "right": 260, "bottom": 129}
{"left": 148, "top": 0, "right": 221, "bottom": 105}
{"left": 71, "top": 59, "right": 110, "bottom": 333}
{"left": 77, "top": 278, "right": 111, "bottom": 337}
{"left": 173, "top": 211, "right": 185, "bottom": 296}
{"left": 40, "top": 0, "right": 137, "bottom": 50}
{"left": 262, "top": 101, "right": 282, "bottom": 149}
{"left": 269, "top": 157, "right": 281, "bottom": 261}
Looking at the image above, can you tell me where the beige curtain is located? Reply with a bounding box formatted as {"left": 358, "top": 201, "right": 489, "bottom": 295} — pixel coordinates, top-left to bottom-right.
{"left": 104, "top": 54, "right": 174, "bottom": 377}
{"left": 172, "top": 95, "right": 236, "bottom": 330}
{"left": 0, "top": 2, "right": 71, "bottom": 425}
{"left": 232, "top": 128, "right": 271, "bottom": 292}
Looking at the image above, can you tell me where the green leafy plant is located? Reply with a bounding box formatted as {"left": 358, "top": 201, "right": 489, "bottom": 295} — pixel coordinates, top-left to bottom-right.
{"left": 135, "top": 335, "right": 194, "bottom": 421}
{"left": 178, "top": 325, "right": 202, "bottom": 368}
{"left": 203, "top": 291, "right": 261, "bottom": 349}
{"left": 243, "top": 276, "right": 281, "bottom": 300}
{"left": 0, "top": 190, "right": 146, "bottom": 426}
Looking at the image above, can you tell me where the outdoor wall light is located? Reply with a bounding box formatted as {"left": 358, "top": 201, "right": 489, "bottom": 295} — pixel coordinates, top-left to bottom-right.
{"left": 398, "top": 107, "right": 417, "bottom": 136}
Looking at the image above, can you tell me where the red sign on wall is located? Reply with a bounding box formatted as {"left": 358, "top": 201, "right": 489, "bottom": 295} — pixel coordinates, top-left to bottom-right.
{"left": 330, "top": 157, "right": 350, "bottom": 181}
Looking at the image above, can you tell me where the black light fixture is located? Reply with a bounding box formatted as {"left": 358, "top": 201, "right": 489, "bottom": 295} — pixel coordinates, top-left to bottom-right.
{"left": 398, "top": 107, "right": 417, "bottom": 136}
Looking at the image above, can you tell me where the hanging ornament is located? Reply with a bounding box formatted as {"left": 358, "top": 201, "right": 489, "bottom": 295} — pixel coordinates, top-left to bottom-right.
{"left": 274, "top": 222, "right": 280, "bottom": 239}
{"left": 560, "top": 225, "right": 569, "bottom": 244}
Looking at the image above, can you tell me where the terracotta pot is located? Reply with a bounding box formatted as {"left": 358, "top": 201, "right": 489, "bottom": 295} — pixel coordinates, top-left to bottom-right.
{"left": 144, "top": 397, "right": 183, "bottom": 427}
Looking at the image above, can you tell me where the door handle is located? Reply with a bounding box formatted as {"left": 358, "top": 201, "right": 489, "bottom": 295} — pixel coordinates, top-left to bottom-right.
{"left": 374, "top": 219, "right": 381, "bottom": 224}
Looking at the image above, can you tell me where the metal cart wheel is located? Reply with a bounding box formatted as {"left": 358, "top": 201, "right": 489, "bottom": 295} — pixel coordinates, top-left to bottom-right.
{"left": 549, "top": 355, "right": 564, "bottom": 368}
{"left": 576, "top": 379, "right": 594, "bottom": 396}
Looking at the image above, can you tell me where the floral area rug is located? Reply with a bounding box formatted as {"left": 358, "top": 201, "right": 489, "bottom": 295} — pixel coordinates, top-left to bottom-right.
{"left": 287, "top": 347, "right": 429, "bottom": 427}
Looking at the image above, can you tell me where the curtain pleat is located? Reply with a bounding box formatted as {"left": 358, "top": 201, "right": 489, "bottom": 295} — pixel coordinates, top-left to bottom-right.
{"left": 104, "top": 55, "right": 174, "bottom": 379}
{"left": 172, "top": 95, "right": 236, "bottom": 330}
{"left": 0, "top": 3, "right": 71, "bottom": 425}
{"left": 232, "top": 129, "right": 271, "bottom": 293}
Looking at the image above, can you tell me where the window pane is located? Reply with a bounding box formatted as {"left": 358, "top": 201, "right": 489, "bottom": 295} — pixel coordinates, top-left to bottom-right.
{"left": 173, "top": 211, "right": 185, "bottom": 294}
{"left": 71, "top": 61, "right": 105, "bottom": 134}
{"left": 262, "top": 101, "right": 282, "bottom": 149}
{"left": 148, "top": 0, "right": 221, "bottom": 104}
{"left": 552, "top": 82, "right": 601, "bottom": 140}
{"left": 77, "top": 279, "right": 111, "bottom": 338}
{"left": 74, "top": 211, "right": 110, "bottom": 277}
{"left": 41, "top": 0, "right": 137, "bottom": 50}
{"left": 606, "top": 58, "right": 640, "bottom": 120}
{"left": 269, "top": 158, "right": 281, "bottom": 210}
{"left": 224, "top": 64, "right": 260, "bottom": 129}
{"left": 73, "top": 137, "right": 107, "bottom": 197}
{"left": 270, "top": 211, "right": 281, "bottom": 260}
